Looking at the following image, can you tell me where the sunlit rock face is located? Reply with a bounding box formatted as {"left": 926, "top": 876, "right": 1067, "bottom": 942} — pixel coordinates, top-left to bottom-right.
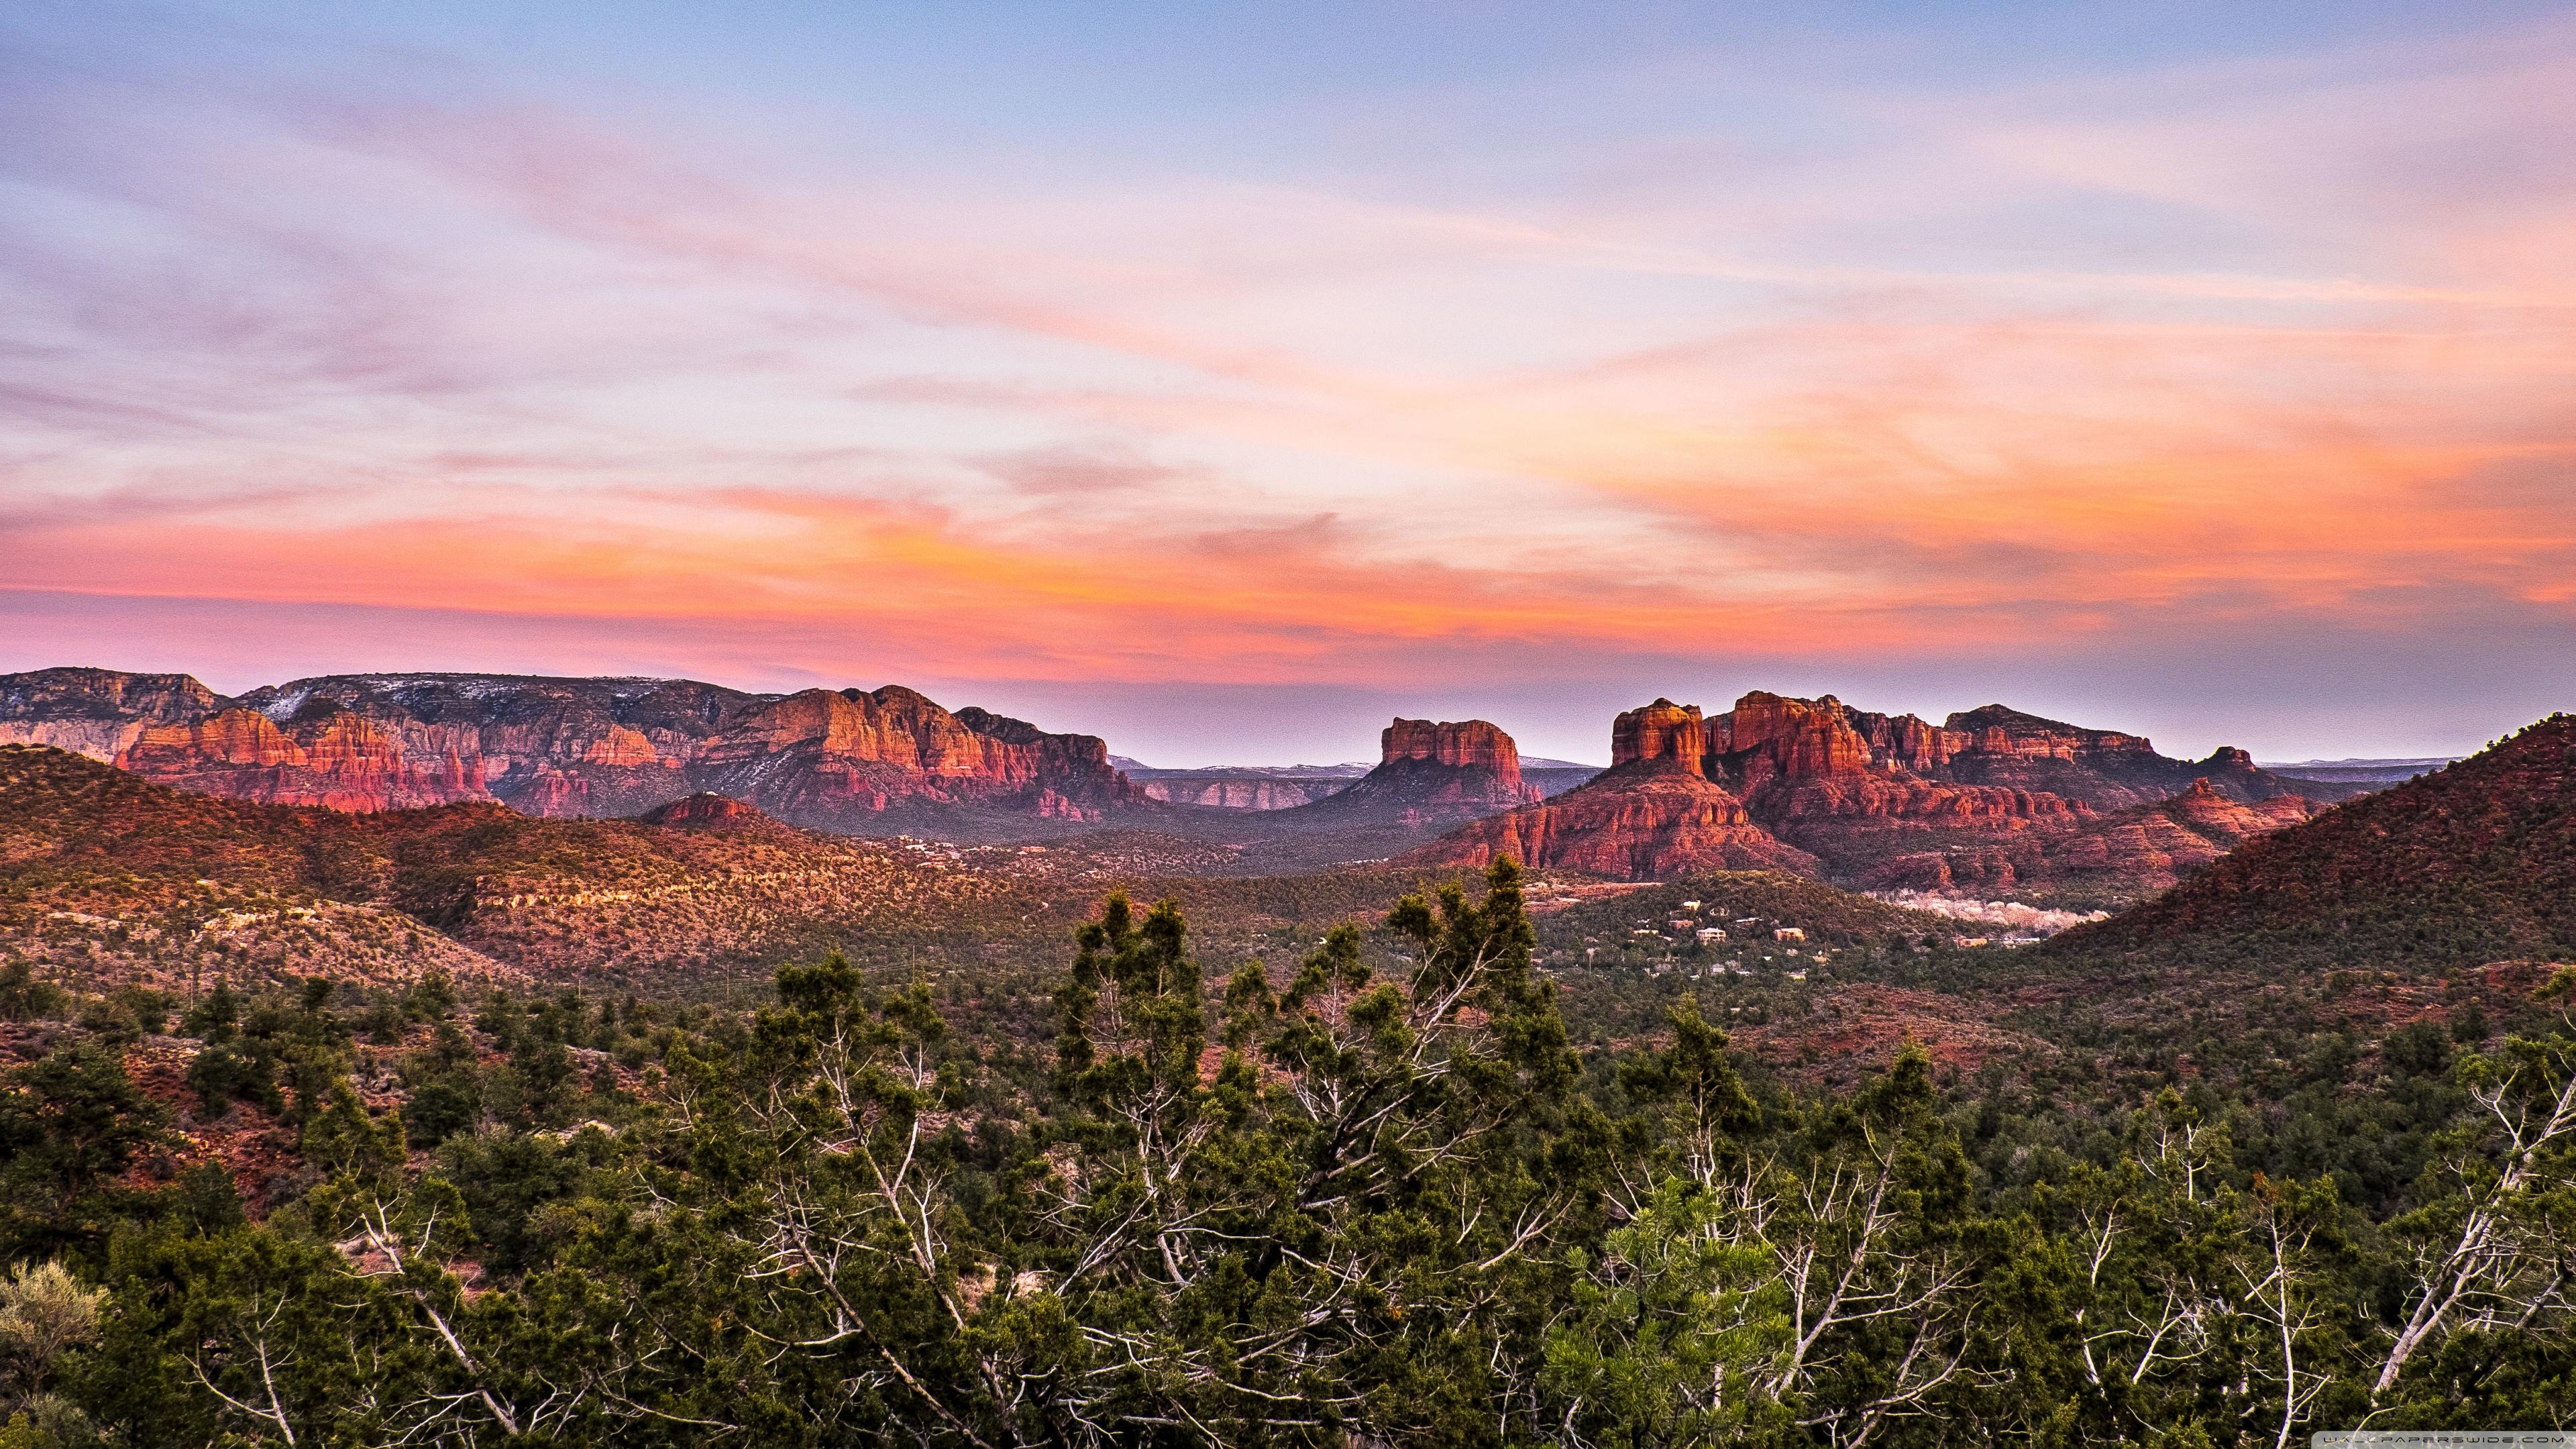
{"left": 0, "top": 667, "right": 228, "bottom": 761}
{"left": 112, "top": 706, "right": 488, "bottom": 812}
{"left": 1413, "top": 690, "right": 2350, "bottom": 892}
{"left": 1407, "top": 702, "right": 1813, "bottom": 879}
{"left": 634, "top": 792, "right": 773, "bottom": 830}
{"left": 1609, "top": 699, "right": 1707, "bottom": 774}
{"left": 1407, "top": 764, "right": 1818, "bottom": 879}
{"left": 1381, "top": 717, "right": 1523, "bottom": 773}
{"left": 0, "top": 668, "right": 1141, "bottom": 831}
{"left": 1687, "top": 691, "right": 2345, "bottom": 890}
{"left": 688, "top": 689, "right": 1137, "bottom": 829}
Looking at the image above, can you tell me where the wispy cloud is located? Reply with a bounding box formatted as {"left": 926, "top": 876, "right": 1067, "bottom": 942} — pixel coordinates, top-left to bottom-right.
{"left": 0, "top": 3, "right": 2570, "bottom": 758}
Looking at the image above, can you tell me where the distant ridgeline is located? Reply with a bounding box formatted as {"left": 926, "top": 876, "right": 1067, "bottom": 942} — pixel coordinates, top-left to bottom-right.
{"left": 3, "top": 665, "right": 2380, "bottom": 902}
{"left": 0, "top": 667, "right": 1139, "bottom": 837}
{"left": 2258, "top": 755, "right": 2461, "bottom": 786}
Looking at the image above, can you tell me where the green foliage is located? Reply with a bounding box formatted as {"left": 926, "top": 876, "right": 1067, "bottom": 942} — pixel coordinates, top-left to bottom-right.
{"left": 0, "top": 1044, "right": 168, "bottom": 1254}
{"left": 0, "top": 857, "right": 2569, "bottom": 1444}
{"left": 0, "top": 967, "right": 66, "bottom": 1027}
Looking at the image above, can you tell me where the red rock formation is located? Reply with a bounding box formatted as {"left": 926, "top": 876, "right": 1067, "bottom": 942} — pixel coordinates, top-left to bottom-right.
{"left": 581, "top": 725, "right": 661, "bottom": 767}
{"left": 1695, "top": 692, "right": 2090, "bottom": 881}
{"left": 1406, "top": 702, "right": 1813, "bottom": 880}
{"left": 13, "top": 667, "right": 1138, "bottom": 836}
{"left": 1864, "top": 778, "right": 2317, "bottom": 896}
{"left": 1611, "top": 700, "right": 1707, "bottom": 772}
{"left": 115, "top": 708, "right": 489, "bottom": 812}
{"left": 127, "top": 710, "right": 303, "bottom": 767}
{"left": 0, "top": 667, "right": 228, "bottom": 761}
{"left": 1414, "top": 688, "right": 2324, "bottom": 898}
{"left": 1873, "top": 712, "right": 1962, "bottom": 773}
{"left": 635, "top": 792, "right": 771, "bottom": 830}
{"left": 1923, "top": 704, "right": 2262, "bottom": 812}
{"left": 1266, "top": 718, "right": 1542, "bottom": 836}
{"left": 221, "top": 674, "right": 751, "bottom": 817}
{"left": 2043, "top": 779, "right": 2314, "bottom": 885}
{"left": 1943, "top": 704, "right": 2152, "bottom": 762}
{"left": 1410, "top": 765, "right": 1817, "bottom": 879}
{"left": 9, "top": 666, "right": 2350, "bottom": 887}
{"left": 1383, "top": 718, "right": 1521, "bottom": 773}
{"left": 1719, "top": 692, "right": 1874, "bottom": 781}
{"left": 690, "top": 690, "right": 1137, "bottom": 830}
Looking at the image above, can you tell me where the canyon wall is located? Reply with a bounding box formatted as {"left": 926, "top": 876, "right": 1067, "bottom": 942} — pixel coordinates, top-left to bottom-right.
{"left": 2, "top": 669, "right": 1137, "bottom": 834}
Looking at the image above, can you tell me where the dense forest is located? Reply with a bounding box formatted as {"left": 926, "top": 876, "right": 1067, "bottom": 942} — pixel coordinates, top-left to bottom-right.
{"left": 0, "top": 859, "right": 2571, "bottom": 1446}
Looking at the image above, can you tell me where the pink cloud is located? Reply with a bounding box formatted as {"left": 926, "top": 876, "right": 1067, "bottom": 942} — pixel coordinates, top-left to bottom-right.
{"left": 1, "top": 7, "right": 2571, "bottom": 761}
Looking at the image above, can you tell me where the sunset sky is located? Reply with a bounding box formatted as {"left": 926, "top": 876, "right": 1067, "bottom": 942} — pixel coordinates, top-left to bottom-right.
{"left": 4, "top": 1, "right": 2573, "bottom": 765}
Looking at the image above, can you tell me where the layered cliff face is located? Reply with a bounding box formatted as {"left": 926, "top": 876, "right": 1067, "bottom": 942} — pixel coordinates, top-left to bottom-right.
{"left": 1714, "top": 692, "right": 1870, "bottom": 782}
{"left": 1407, "top": 705, "right": 1814, "bottom": 879}
{"left": 231, "top": 673, "right": 761, "bottom": 816}
{"left": 2, "top": 668, "right": 1140, "bottom": 837}
{"left": 1866, "top": 778, "right": 2318, "bottom": 897}
{"left": 691, "top": 689, "right": 1137, "bottom": 830}
{"left": 1412, "top": 691, "right": 2343, "bottom": 894}
{"left": 1926, "top": 705, "right": 2339, "bottom": 808}
{"left": 1611, "top": 699, "right": 1707, "bottom": 771}
{"left": 1408, "top": 763, "right": 1817, "bottom": 879}
{"left": 0, "top": 667, "right": 228, "bottom": 760}
{"left": 1688, "top": 690, "right": 2346, "bottom": 889}
{"left": 2049, "top": 779, "right": 2316, "bottom": 888}
{"left": 116, "top": 704, "right": 485, "bottom": 812}
{"left": 1701, "top": 692, "right": 2087, "bottom": 877}
{"left": 1700, "top": 693, "right": 2312, "bottom": 810}
{"left": 1383, "top": 717, "right": 1522, "bottom": 771}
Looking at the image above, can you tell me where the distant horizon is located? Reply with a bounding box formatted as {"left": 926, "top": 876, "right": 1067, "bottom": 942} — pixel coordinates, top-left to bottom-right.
{"left": 0, "top": 653, "right": 2528, "bottom": 772}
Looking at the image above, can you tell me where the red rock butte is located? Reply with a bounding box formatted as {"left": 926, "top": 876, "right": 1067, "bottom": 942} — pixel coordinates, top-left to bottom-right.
{"left": 1267, "top": 717, "right": 1543, "bottom": 836}
{"left": 1610, "top": 700, "right": 1707, "bottom": 773}
{"left": 1381, "top": 718, "right": 1523, "bottom": 775}
{"left": 1408, "top": 698, "right": 1813, "bottom": 879}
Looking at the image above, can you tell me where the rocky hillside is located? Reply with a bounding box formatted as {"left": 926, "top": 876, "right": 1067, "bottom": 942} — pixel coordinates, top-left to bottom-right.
{"left": 2052, "top": 714, "right": 2576, "bottom": 971}
{"left": 1869, "top": 778, "right": 2318, "bottom": 902}
{"left": 0, "top": 743, "right": 1438, "bottom": 995}
{"left": 0, "top": 743, "right": 1010, "bottom": 988}
{"left": 0, "top": 667, "right": 1140, "bottom": 837}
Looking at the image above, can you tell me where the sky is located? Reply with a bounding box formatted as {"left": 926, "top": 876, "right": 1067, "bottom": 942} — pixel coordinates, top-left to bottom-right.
{"left": 3, "top": 1, "right": 2572, "bottom": 766}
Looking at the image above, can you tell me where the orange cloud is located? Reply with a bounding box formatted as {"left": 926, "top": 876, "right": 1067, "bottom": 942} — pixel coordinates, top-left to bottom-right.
{"left": 3, "top": 7, "right": 2573, "bottom": 731}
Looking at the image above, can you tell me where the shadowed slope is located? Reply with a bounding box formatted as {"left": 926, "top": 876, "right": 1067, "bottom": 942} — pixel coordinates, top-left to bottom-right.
{"left": 2052, "top": 715, "right": 2576, "bottom": 970}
